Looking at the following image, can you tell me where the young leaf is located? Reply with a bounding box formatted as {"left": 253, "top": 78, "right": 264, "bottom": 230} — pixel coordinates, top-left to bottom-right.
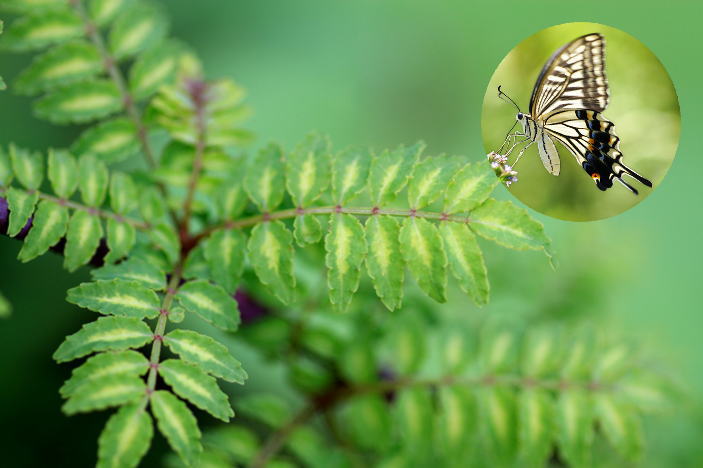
{"left": 443, "top": 162, "right": 498, "bottom": 214}
{"left": 53, "top": 316, "right": 153, "bottom": 362}
{"left": 67, "top": 279, "right": 161, "bottom": 319}
{"left": 79, "top": 154, "right": 110, "bottom": 207}
{"left": 17, "top": 200, "right": 68, "bottom": 262}
{"left": 595, "top": 394, "right": 643, "bottom": 461}
{"left": 64, "top": 211, "right": 103, "bottom": 272}
{"left": 63, "top": 374, "right": 146, "bottom": 414}
{"left": 247, "top": 221, "right": 295, "bottom": 305}
{"left": 158, "top": 359, "right": 234, "bottom": 422}
{"left": 399, "top": 217, "right": 447, "bottom": 303}
{"left": 332, "top": 147, "right": 370, "bottom": 204}
{"left": 6, "top": 187, "right": 38, "bottom": 237}
{"left": 89, "top": 0, "right": 132, "bottom": 27}
{"left": 150, "top": 390, "right": 203, "bottom": 466}
{"left": 293, "top": 214, "right": 322, "bottom": 246}
{"left": 325, "top": 213, "right": 366, "bottom": 313}
{"left": 60, "top": 350, "right": 149, "bottom": 398}
{"left": 518, "top": 389, "right": 554, "bottom": 466}
{"left": 439, "top": 222, "right": 489, "bottom": 305}
{"left": 175, "top": 280, "right": 240, "bottom": 332}
{"left": 109, "top": 2, "right": 168, "bottom": 60}
{"left": 97, "top": 403, "right": 153, "bottom": 468}
{"left": 286, "top": 133, "right": 330, "bottom": 207}
{"left": 35, "top": 79, "right": 122, "bottom": 124}
{"left": 368, "top": 142, "right": 424, "bottom": 206}
{"left": 244, "top": 143, "right": 285, "bottom": 212}
{"left": 470, "top": 199, "right": 550, "bottom": 252}
{"left": 71, "top": 118, "right": 140, "bottom": 164}
{"left": 0, "top": 9, "right": 83, "bottom": 52}
{"left": 164, "top": 329, "right": 247, "bottom": 383}
{"left": 14, "top": 40, "right": 102, "bottom": 95}
{"left": 109, "top": 172, "right": 138, "bottom": 214}
{"left": 204, "top": 229, "right": 246, "bottom": 293}
{"left": 48, "top": 149, "right": 78, "bottom": 199}
{"left": 10, "top": 144, "right": 44, "bottom": 190}
{"left": 556, "top": 390, "right": 594, "bottom": 467}
{"left": 105, "top": 217, "right": 136, "bottom": 264}
{"left": 92, "top": 257, "right": 166, "bottom": 291}
{"left": 407, "top": 155, "right": 461, "bottom": 209}
{"left": 129, "top": 40, "right": 181, "bottom": 100}
{"left": 149, "top": 223, "right": 179, "bottom": 266}
{"left": 437, "top": 385, "right": 476, "bottom": 458}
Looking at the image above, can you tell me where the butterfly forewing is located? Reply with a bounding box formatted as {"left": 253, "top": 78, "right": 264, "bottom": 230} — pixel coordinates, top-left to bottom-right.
{"left": 529, "top": 33, "right": 608, "bottom": 119}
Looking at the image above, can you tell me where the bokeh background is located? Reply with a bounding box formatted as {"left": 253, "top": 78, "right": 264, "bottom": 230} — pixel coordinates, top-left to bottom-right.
{"left": 482, "top": 22, "right": 680, "bottom": 221}
{"left": 1, "top": 0, "right": 702, "bottom": 466}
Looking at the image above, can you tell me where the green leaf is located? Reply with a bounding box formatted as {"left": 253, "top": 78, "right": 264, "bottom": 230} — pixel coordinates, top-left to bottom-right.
{"left": 470, "top": 199, "right": 551, "bottom": 253}
{"left": 399, "top": 217, "right": 447, "bottom": 302}
{"left": 364, "top": 218, "right": 405, "bottom": 311}
{"left": 67, "top": 279, "right": 161, "bottom": 319}
{"left": 204, "top": 229, "right": 246, "bottom": 293}
{"left": 293, "top": 214, "right": 322, "bottom": 246}
{"left": 368, "top": 142, "right": 424, "bottom": 206}
{"left": 63, "top": 374, "right": 146, "bottom": 414}
{"left": 439, "top": 327, "right": 472, "bottom": 375}
{"left": 285, "top": 133, "right": 330, "bottom": 207}
{"left": 437, "top": 385, "right": 476, "bottom": 458}
{"left": 158, "top": 359, "right": 234, "bottom": 422}
{"left": 105, "top": 217, "right": 136, "bottom": 264}
{"left": 109, "top": 2, "right": 168, "bottom": 60}
{"left": 0, "top": 147, "right": 13, "bottom": 186}
{"left": 169, "top": 306, "right": 185, "bottom": 323}
{"left": 339, "top": 395, "right": 392, "bottom": 451}
{"left": 60, "top": 350, "right": 149, "bottom": 398}
{"left": 48, "top": 149, "right": 78, "bottom": 198}
{"left": 64, "top": 210, "right": 103, "bottom": 271}
{"left": 595, "top": 394, "right": 643, "bottom": 461}
{"left": 165, "top": 329, "right": 247, "bottom": 384}
{"left": 139, "top": 187, "right": 168, "bottom": 223}
{"left": 394, "top": 388, "right": 433, "bottom": 458}
{"left": 10, "top": 144, "right": 44, "bottom": 190}
{"left": 439, "top": 222, "right": 488, "bottom": 305}
{"left": 92, "top": 257, "right": 166, "bottom": 290}
{"left": 78, "top": 154, "right": 110, "bottom": 206}
{"left": 247, "top": 221, "right": 295, "bottom": 305}
{"left": 71, "top": 118, "right": 140, "bottom": 164}
{"left": 149, "top": 223, "right": 180, "bottom": 267}
{"left": 97, "top": 403, "right": 153, "bottom": 468}
{"left": 325, "top": 213, "right": 366, "bottom": 312}
{"left": 89, "top": 0, "right": 132, "bottom": 27}
{"left": 150, "top": 390, "right": 203, "bottom": 466}
{"left": 387, "top": 320, "right": 426, "bottom": 375}
{"left": 129, "top": 40, "right": 181, "bottom": 100}
{"left": 518, "top": 389, "right": 554, "bottom": 466}
{"left": 407, "top": 155, "right": 461, "bottom": 209}
{"left": 14, "top": 40, "right": 102, "bottom": 95}
{"left": 481, "top": 387, "right": 518, "bottom": 462}
{"left": 338, "top": 342, "right": 376, "bottom": 384}
{"left": 35, "top": 79, "right": 122, "bottom": 124}
{"left": 109, "top": 172, "right": 138, "bottom": 214}
{"left": 0, "top": 0, "right": 68, "bottom": 14}
{"left": 443, "top": 162, "right": 498, "bottom": 214}
{"left": 53, "top": 316, "right": 153, "bottom": 362}
{"left": 175, "top": 280, "right": 240, "bottom": 332}
{"left": 556, "top": 390, "right": 594, "bottom": 467}
{"left": 332, "top": 147, "right": 371, "bottom": 205}
{"left": 237, "top": 394, "right": 290, "bottom": 427}
{"left": 0, "top": 292, "right": 11, "bottom": 318}
{"left": 0, "top": 9, "right": 83, "bottom": 52}
{"left": 480, "top": 325, "right": 517, "bottom": 374}
{"left": 182, "top": 243, "right": 210, "bottom": 281}
{"left": 17, "top": 200, "right": 68, "bottom": 262}
{"left": 216, "top": 182, "right": 247, "bottom": 220}
{"left": 244, "top": 143, "right": 285, "bottom": 212}
{"left": 6, "top": 187, "right": 38, "bottom": 237}
{"left": 521, "top": 328, "right": 559, "bottom": 378}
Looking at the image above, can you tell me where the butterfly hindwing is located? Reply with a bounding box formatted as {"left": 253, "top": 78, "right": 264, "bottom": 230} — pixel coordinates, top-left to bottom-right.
{"left": 536, "top": 130, "right": 560, "bottom": 176}
{"left": 529, "top": 33, "right": 608, "bottom": 119}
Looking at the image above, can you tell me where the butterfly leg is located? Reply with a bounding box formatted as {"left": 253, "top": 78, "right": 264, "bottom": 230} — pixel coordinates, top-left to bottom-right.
{"left": 511, "top": 139, "right": 536, "bottom": 167}
{"left": 503, "top": 134, "right": 531, "bottom": 157}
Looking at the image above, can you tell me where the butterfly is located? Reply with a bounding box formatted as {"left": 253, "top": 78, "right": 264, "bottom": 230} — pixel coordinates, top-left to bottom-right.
{"left": 497, "top": 33, "right": 652, "bottom": 194}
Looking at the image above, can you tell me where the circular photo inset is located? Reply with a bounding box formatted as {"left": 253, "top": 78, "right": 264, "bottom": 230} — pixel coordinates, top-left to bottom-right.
{"left": 481, "top": 22, "right": 680, "bottom": 221}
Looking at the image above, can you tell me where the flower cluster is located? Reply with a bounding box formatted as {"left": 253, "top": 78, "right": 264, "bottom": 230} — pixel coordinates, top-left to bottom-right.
{"left": 487, "top": 151, "right": 518, "bottom": 187}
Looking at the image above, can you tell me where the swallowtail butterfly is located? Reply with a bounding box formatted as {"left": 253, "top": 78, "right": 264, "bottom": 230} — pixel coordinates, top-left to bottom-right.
{"left": 498, "top": 33, "right": 652, "bottom": 194}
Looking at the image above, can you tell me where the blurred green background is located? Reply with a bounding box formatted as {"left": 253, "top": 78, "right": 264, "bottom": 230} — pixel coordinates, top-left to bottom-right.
{"left": 1, "top": 0, "right": 702, "bottom": 466}
{"left": 482, "top": 22, "right": 679, "bottom": 221}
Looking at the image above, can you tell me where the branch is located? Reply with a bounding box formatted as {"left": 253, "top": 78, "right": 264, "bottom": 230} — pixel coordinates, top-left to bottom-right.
{"left": 249, "top": 404, "right": 317, "bottom": 468}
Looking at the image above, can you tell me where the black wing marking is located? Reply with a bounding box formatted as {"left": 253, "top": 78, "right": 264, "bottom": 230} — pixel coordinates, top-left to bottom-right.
{"left": 529, "top": 33, "right": 608, "bottom": 119}
{"left": 544, "top": 110, "right": 652, "bottom": 194}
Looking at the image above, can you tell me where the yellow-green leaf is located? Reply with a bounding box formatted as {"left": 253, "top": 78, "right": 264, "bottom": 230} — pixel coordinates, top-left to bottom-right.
{"left": 293, "top": 214, "right": 322, "bottom": 246}
{"left": 109, "top": 2, "right": 168, "bottom": 60}
{"left": 67, "top": 279, "right": 161, "bottom": 319}
{"left": 247, "top": 221, "right": 295, "bottom": 305}
{"left": 165, "top": 329, "right": 247, "bottom": 383}
{"left": 89, "top": 0, "right": 131, "bottom": 27}
{"left": 556, "top": 390, "right": 594, "bottom": 467}
{"left": 518, "top": 389, "right": 554, "bottom": 466}
{"left": 368, "top": 142, "right": 423, "bottom": 206}
{"left": 439, "top": 221, "right": 488, "bottom": 305}
{"left": 91, "top": 257, "right": 166, "bottom": 290}
{"left": 35, "top": 79, "right": 122, "bottom": 124}
{"left": 63, "top": 374, "right": 146, "bottom": 414}
{"left": 150, "top": 390, "right": 203, "bottom": 466}
{"left": 60, "top": 350, "right": 149, "bottom": 398}
{"left": 204, "top": 229, "right": 246, "bottom": 293}
{"left": 244, "top": 143, "right": 285, "bottom": 212}
{"left": 365, "top": 215, "right": 404, "bottom": 311}
{"left": 6, "top": 187, "right": 38, "bottom": 237}
{"left": 399, "top": 217, "right": 447, "bottom": 302}
{"left": 10, "top": 144, "right": 44, "bottom": 190}
{"left": 175, "top": 280, "right": 240, "bottom": 332}
{"left": 325, "top": 213, "right": 366, "bottom": 313}
{"left": 48, "top": 149, "right": 78, "bottom": 199}
{"left": 97, "top": 403, "right": 153, "bottom": 468}
{"left": 105, "top": 218, "right": 136, "bottom": 264}
{"left": 0, "top": 9, "right": 82, "bottom": 52}
{"left": 595, "top": 394, "right": 643, "bottom": 461}
{"left": 470, "top": 199, "right": 551, "bottom": 254}
{"left": 72, "top": 118, "right": 140, "bottom": 164}
{"left": 285, "top": 133, "right": 330, "bottom": 207}
{"left": 407, "top": 155, "right": 462, "bottom": 209}
{"left": 64, "top": 210, "right": 103, "bottom": 271}
{"left": 332, "top": 147, "right": 370, "bottom": 204}
{"left": 444, "top": 161, "right": 498, "bottom": 214}
{"left": 129, "top": 40, "right": 181, "bottom": 100}
{"left": 17, "top": 200, "right": 68, "bottom": 262}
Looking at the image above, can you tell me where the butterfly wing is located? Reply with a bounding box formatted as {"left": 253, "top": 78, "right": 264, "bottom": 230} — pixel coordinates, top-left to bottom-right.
{"left": 529, "top": 33, "right": 608, "bottom": 119}
{"left": 537, "top": 130, "right": 560, "bottom": 176}
{"left": 544, "top": 110, "right": 652, "bottom": 194}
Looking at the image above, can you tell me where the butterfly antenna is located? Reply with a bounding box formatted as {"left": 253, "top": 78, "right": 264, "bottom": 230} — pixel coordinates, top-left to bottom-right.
{"left": 497, "top": 85, "right": 521, "bottom": 113}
